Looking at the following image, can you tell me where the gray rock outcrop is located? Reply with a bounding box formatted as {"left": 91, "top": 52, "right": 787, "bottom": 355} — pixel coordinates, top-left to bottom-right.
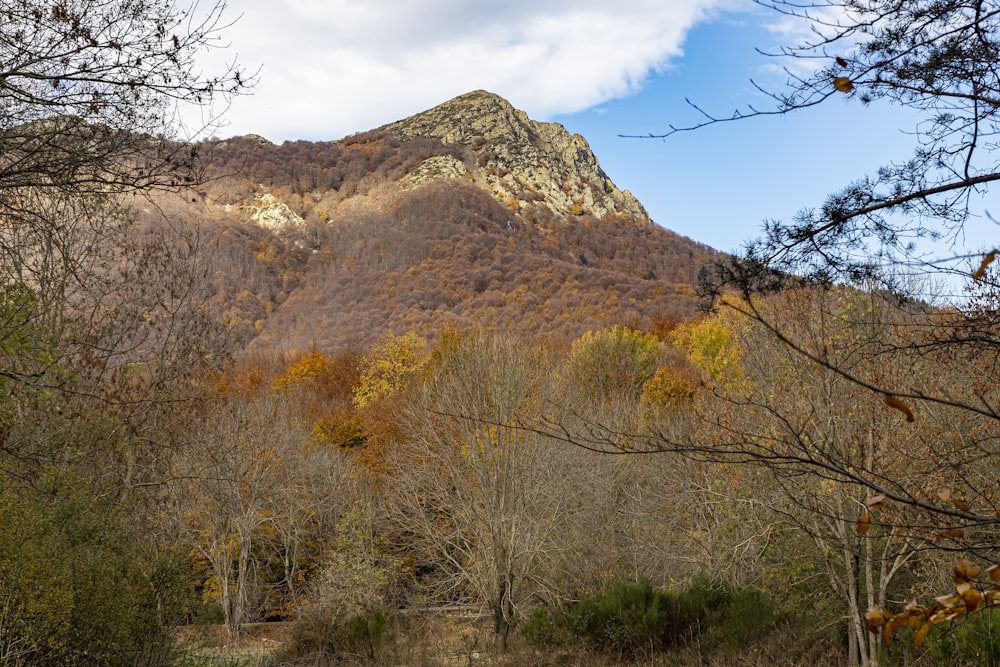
{"left": 380, "top": 90, "right": 649, "bottom": 222}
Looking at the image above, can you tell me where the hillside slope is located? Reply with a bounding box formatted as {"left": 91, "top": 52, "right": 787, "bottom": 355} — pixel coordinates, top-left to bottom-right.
{"left": 170, "top": 91, "right": 717, "bottom": 353}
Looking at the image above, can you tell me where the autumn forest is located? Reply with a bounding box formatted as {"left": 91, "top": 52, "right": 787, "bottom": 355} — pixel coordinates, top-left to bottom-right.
{"left": 5, "top": 1, "right": 1000, "bottom": 666}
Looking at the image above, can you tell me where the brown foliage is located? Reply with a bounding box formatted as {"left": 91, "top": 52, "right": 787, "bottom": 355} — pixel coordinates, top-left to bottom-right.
{"left": 169, "top": 133, "right": 716, "bottom": 354}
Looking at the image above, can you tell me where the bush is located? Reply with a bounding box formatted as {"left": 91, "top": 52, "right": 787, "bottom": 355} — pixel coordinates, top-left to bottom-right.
{"left": 565, "top": 578, "right": 674, "bottom": 655}
{"left": 285, "top": 607, "right": 393, "bottom": 662}
{"left": 0, "top": 487, "right": 173, "bottom": 666}
{"left": 557, "top": 576, "right": 773, "bottom": 658}
{"left": 519, "top": 607, "right": 557, "bottom": 645}
{"left": 280, "top": 505, "right": 398, "bottom": 662}
{"left": 670, "top": 575, "right": 733, "bottom": 642}
{"left": 346, "top": 609, "right": 388, "bottom": 660}
{"left": 701, "top": 585, "right": 774, "bottom": 651}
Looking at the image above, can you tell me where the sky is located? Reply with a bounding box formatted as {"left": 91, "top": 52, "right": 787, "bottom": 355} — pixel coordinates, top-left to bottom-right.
{"left": 191, "top": 0, "right": 998, "bottom": 270}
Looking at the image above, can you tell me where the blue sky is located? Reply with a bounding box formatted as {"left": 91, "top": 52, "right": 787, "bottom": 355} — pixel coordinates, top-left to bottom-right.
{"left": 198, "top": 0, "right": 997, "bottom": 270}
{"left": 552, "top": 15, "right": 996, "bottom": 264}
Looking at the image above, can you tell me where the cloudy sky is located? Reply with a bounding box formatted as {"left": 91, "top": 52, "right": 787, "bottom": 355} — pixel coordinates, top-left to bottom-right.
{"left": 192, "top": 0, "right": 997, "bottom": 273}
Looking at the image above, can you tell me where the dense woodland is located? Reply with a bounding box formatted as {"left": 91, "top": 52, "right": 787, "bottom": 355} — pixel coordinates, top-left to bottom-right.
{"left": 6, "top": 0, "right": 1000, "bottom": 665}
{"left": 176, "top": 132, "right": 715, "bottom": 354}
{"left": 8, "top": 157, "right": 1000, "bottom": 665}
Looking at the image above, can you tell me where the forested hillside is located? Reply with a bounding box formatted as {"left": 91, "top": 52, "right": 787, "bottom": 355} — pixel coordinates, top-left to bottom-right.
{"left": 5, "top": 8, "right": 1000, "bottom": 666}
{"left": 165, "top": 96, "right": 717, "bottom": 353}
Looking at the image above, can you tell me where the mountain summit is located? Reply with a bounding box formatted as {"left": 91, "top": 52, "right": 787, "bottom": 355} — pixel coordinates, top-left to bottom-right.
{"left": 380, "top": 90, "right": 649, "bottom": 221}
{"left": 180, "top": 91, "right": 714, "bottom": 352}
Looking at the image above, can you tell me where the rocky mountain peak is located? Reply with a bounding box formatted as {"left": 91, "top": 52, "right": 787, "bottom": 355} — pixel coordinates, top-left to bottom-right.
{"left": 380, "top": 91, "right": 649, "bottom": 222}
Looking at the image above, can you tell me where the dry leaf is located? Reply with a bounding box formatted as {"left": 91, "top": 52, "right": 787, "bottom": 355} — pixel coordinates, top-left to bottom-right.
{"left": 857, "top": 512, "right": 872, "bottom": 536}
{"left": 868, "top": 494, "right": 887, "bottom": 508}
{"left": 914, "top": 623, "right": 932, "bottom": 649}
{"left": 973, "top": 250, "right": 997, "bottom": 280}
{"left": 884, "top": 394, "right": 915, "bottom": 422}
{"left": 836, "top": 56, "right": 848, "bottom": 67}
{"left": 866, "top": 605, "right": 890, "bottom": 633}
{"left": 961, "top": 585, "right": 983, "bottom": 613}
{"left": 931, "top": 606, "right": 965, "bottom": 623}
{"left": 954, "top": 497, "right": 969, "bottom": 511}
{"left": 834, "top": 77, "right": 854, "bottom": 93}
{"left": 934, "top": 592, "right": 959, "bottom": 606}
{"left": 939, "top": 488, "right": 952, "bottom": 503}
{"left": 883, "top": 617, "right": 903, "bottom": 646}
{"left": 987, "top": 563, "right": 1000, "bottom": 582}
{"left": 954, "top": 557, "right": 981, "bottom": 583}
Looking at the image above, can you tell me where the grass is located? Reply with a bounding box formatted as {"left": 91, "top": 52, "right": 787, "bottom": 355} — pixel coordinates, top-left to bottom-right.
{"left": 172, "top": 612, "right": 844, "bottom": 667}
{"left": 173, "top": 623, "right": 285, "bottom": 667}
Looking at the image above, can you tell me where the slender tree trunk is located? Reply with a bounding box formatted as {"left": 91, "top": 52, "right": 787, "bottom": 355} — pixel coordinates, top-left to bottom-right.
{"left": 232, "top": 527, "right": 254, "bottom": 642}
{"left": 844, "top": 535, "right": 865, "bottom": 667}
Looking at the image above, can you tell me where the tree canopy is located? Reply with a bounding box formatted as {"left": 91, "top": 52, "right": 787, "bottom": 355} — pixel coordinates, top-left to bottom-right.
{"left": 1, "top": 0, "right": 250, "bottom": 200}
{"left": 629, "top": 1, "right": 1000, "bottom": 655}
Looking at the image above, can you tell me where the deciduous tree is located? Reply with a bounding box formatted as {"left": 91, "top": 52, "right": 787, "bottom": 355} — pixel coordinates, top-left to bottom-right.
{"left": 180, "top": 379, "right": 312, "bottom": 637}
{"left": 389, "top": 334, "right": 577, "bottom": 650}
{"left": 644, "top": 1, "right": 1000, "bottom": 646}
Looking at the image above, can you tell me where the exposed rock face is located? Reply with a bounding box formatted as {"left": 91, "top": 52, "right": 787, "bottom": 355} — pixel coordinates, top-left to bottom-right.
{"left": 404, "top": 154, "right": 469, "bottom": 189}
{"left": 380, "top": 90, "right": 649, "bottom": 222}
{"left": 239, "top": 193, "right": 304, "bottom": 230}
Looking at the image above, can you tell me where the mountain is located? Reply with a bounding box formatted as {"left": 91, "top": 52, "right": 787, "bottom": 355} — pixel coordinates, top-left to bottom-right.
{"left": 164, "top": 91, "right": 718, "bottom": 353}
{"left": 379, "top": 90, "right": 648, "bottom": 221}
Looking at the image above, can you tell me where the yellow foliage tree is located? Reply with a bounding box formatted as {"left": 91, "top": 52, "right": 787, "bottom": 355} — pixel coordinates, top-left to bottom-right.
{"left": 311, "top": 409, "right": 367, "bottom": 449}
{"left": 353, "top": 332, "right": 430, "bottom": 408}
{"left": 670, "top": 314, "right": 743, "bottom": 384}
{"left": 640, "top": 366, "right": 695, "bottom": 413}
{"left": 562, "top": 326, "right": 663, "bottom": 404}
{"left": 272, "top": 350, "right": 332, "bottom": 392}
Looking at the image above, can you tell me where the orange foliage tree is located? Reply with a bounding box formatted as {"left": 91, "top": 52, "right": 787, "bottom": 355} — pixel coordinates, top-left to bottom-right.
{"left": 179, "top": 359, "right": 356, "bottom": 634}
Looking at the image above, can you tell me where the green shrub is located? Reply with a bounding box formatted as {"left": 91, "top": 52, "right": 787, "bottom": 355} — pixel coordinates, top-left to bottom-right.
{"left": 561, "top": 576, "right": 773, "bottom": 657}
{"left": 703, "top": 586, "right": 774, "bottom": 651}
{"left": 566, "top": 578, "right": 675, "bottom": 655}
{"left": 671, "top": 575, "right": 732, "bottom": 641}
{"left": 346, "top": 609, "right": 388, "bottom": 660}
{"left": 520, "top": 607, "right": 557, "bottom": 645}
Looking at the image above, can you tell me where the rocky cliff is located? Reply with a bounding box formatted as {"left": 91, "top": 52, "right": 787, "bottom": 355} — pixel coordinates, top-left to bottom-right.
{"left": 379, "top": 90, "right": 649, "bottom": 222}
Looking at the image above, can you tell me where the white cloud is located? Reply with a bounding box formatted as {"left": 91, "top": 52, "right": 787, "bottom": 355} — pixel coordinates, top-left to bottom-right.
{"left": 755, "top": 1, "right": 861, "bottom": 79}
{"left": 187, "top": 0, "right": 733, "bottom": 142}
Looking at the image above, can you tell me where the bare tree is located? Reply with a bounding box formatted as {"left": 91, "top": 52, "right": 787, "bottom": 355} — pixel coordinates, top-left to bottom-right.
{"left": 715, "top": 291, "right": 933, "bottom": 667}
{"left": 634, "top": 0, "right": 1000, "bottom": 558}
{"left": 389, "top": 334, "right": 582, "bottom": 651}
{"left": 268, "top": 440, "right": 356, "bottom": 619}
{"left": 0, "top": 0, "right": 250, "bottom": 473}
{"left": 1, "top": 0, "right": 249, "bottom": 196}
{"left": 180, "top": 383, "right": 312, "bottom": 638}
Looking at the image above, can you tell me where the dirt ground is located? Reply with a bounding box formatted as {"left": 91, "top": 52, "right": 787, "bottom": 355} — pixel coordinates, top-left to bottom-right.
{"left": 175, "top": 621, "right": 290, "bottom": 648}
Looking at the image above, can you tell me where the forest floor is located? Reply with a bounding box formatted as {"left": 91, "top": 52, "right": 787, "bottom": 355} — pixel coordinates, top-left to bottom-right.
{"left": 173, "top": 616, "right": 842, "bottom": 666}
